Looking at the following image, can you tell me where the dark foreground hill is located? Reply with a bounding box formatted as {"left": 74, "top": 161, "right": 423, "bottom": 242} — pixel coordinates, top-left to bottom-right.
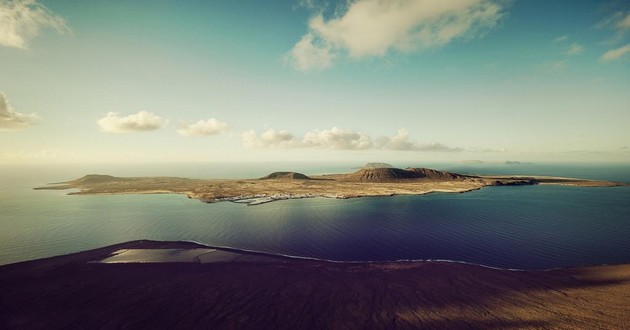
{"left": 1, "top": 240, "right": 628, "bottom": 329}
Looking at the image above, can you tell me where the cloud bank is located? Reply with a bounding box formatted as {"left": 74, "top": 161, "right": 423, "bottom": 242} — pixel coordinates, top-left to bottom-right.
{"left": 0, "top": 0, "right": 69, "bottom": 49}
{"left": 98, "top": 111, "right": 166, "bottom": 133}
{"left": 287, "top": 0, "right": 505, "bottom": 70}
{"left": 0, "top": 92, "right": 39, "bottom": 130}
{"left": 243, "top": 127, "right": 461, "bottom": 152}
{"left": 177, "top": 118, "right": 229, "bottom": 136}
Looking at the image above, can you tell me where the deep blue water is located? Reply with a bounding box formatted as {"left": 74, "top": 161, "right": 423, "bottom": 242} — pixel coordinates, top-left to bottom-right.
{"left": 1, "top": 162, "right": 629, "bottom": 269}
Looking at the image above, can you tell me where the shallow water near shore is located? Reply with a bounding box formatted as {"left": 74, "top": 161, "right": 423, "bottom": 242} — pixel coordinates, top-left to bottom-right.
{"left": 1, "top": 162, "right": 629, "bottom": 269}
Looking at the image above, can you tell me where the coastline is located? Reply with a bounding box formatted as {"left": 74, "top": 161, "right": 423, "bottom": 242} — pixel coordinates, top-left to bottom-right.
{"left": 34, "top": 168, "right": 627, "bottom": 205}
{"left": 1, "top": 240, "right": 629, "bottom": 329}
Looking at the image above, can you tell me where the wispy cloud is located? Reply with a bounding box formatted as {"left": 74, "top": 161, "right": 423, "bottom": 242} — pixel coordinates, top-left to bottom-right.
{"left": 601, "top": 44, "right": 630, "bottom": 61}
{"left": 0, "top": 0, "right": 69, "bottom": 49}
{"left": 287, "top": 0, "right": 505, "bottom": 70}
{"left": 243, "top": 127, "right": 461, "bottom": 152}
{"left": 552, "top": 35, "right": 568, "bottom": 43}
{"left": 551, "top": 36, "right": 584, "bottom": 56}
{"left": 595, "top": 11, "right": 630, "bottom": 32}
{"left": 597, "top": 10, "right": 630, "bottom": 58}
{"left": 565, "top": 43, "right": 584, "bottom": 56}
{"left": 97, "top": 111, "right": 166, "bottom": 133}
{"left": 0, "top": 92, "right": 39, "bottom": 130}
{"left": 177, "top": 118, "right": 229, "bottom": 137}
{"left": 541, "top": 60, "right": 568, "bottom": 71}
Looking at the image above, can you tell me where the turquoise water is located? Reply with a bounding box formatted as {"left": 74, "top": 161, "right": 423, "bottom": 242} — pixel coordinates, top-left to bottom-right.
{"left": 1, "top": 162, "right": 629, "bottom": 269}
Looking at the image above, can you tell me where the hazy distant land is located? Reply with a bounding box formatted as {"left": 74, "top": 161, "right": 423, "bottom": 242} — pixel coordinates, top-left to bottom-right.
{"left": 36, "top": 166, "right": 626, "bottom": 205}
{"left": 1, "top": 240, "right": 628, "bottom": 329}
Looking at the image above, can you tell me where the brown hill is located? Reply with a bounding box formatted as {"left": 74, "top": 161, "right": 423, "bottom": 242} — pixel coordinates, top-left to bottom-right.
{"left": 405, "top": 167, "right": 471, "bottom": 181}
{"left": 260, "top": 172, "right": 311, "bottom": 180}
{"left": 67, "top": 174, "right": 124, "bottom": 185}
{"left": 340, "top": 167, "right": 473, "bottom": 182}
{"left": 347, "top": 168, "right": 422, "bottom": 182}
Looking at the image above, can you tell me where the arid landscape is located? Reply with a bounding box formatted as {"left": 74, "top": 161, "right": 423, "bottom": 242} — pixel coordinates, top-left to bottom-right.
{"left": 36, "top": 166, "right": 625, "bottom": 205}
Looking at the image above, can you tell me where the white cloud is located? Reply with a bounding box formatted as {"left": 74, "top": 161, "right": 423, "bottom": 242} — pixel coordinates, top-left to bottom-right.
{"left": 303, "top": 127, "right": 373, "bottom": 149}
{"left": 177, "top": 118, "right": 228, "bottom": 137}
{"left": 243, "top": 127, "right": 461, "bottom": 152}
{"left": 565, "top": 43, "right": 584, "bottom": 56}
{"left": 601, "top": 44, "right": 630, "bottom": 61}
{"left": 0, "top": 0, "right": 69, "bottom": 49}
{"left": 242, "top": 129, "right": 297, "bottom": 148}
{"left": 285, "top": 34, "right": 334, "bottom": 71}
{"left": 288, "top": 0, "right": 504, "bottom": 70}
{"left": 97, "top": 111, "right": 166, "bottom": 133}
{"left": 376, "top": 128, "right": 462, "bottom": 152}
{"left": 0, "top": 92, "right": 39, "bottom": 130}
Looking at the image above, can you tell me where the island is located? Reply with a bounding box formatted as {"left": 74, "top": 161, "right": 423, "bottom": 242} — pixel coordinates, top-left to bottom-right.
{"left": 35, "top": 165, "right": 626, "bottom": 205}
{"left": 1, "top": 240, "right": 628, "bottom": 329}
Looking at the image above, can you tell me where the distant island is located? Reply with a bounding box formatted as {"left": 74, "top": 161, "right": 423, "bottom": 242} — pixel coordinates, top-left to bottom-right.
{"left": 460, "top": 160, "right": 533, "bottom": 165}
{"left": 35, "top": 164, "right": 626, "bottom": 205}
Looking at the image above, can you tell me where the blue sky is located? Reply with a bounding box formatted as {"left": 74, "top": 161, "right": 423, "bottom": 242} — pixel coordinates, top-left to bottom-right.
{"left": 0, "top": 0, "right": 629, "bottom": 164}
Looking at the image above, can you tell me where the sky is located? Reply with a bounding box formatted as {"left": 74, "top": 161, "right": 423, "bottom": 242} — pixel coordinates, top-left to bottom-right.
{"left": 1, "top": 0, "right": 629, "bottom": 164}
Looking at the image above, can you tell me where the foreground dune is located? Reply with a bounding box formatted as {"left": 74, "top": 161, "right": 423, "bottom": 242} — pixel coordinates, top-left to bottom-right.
{"left": 1, "top": 240, "right": 628, "bottom": 329}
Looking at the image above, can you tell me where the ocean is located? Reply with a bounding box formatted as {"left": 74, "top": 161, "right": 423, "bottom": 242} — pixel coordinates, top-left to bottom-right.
{"left": 1, "top": 162, "right": 629, "bottom": 269}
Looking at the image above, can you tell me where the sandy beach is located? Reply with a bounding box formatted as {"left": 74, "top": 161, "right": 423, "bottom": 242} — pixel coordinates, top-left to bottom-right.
{"left": 1, "top": 240, "right": 629, "bottom": 329}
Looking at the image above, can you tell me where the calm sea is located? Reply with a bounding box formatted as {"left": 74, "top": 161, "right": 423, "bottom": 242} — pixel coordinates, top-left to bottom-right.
{"left": 1, "top": 162, "right": 629, "bottom": 269}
